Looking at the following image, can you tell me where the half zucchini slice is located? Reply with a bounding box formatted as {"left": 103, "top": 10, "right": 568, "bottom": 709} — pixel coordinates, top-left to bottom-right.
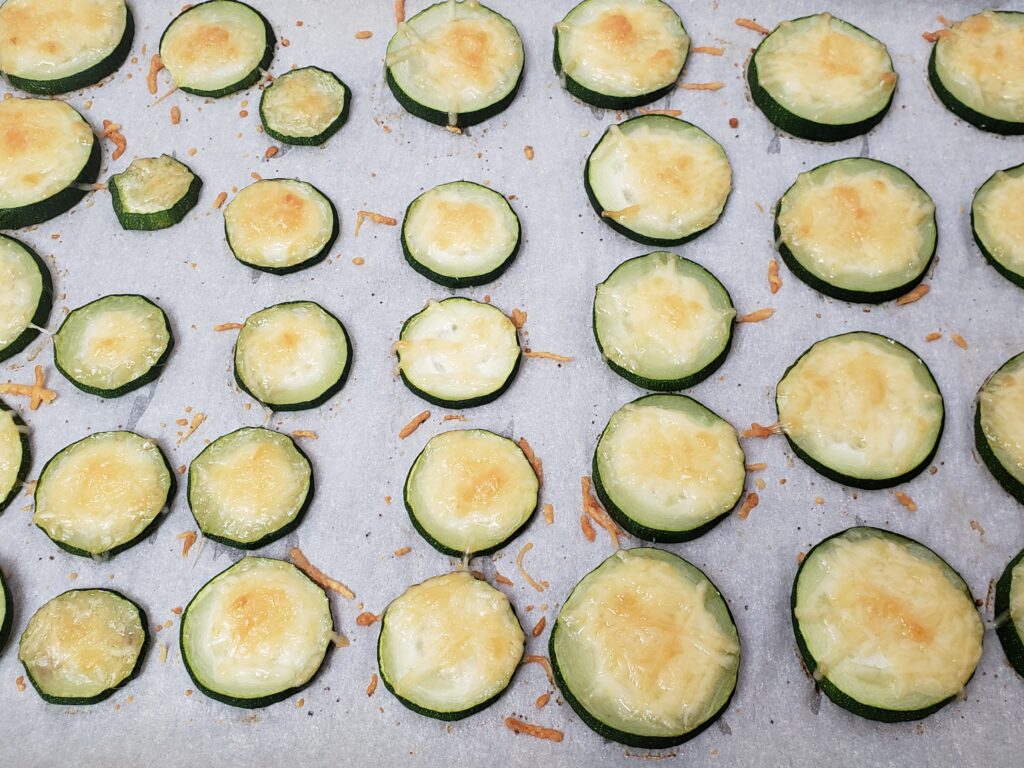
{"left": 109, "top": 155, "right": 202, "bottom": 231}
{"left": 0, "top": 397, "right": 29, "bottom": 514}
{"left": 976, "top": 351, "right": 1024, "bottom": 505}
{"left": 0, "top": 234, "right": 52, "bottom": 362}
{"left": 972, "top": 162, "right": 1024, "bottom": 288}
{"left": 995, "top": 547, "right": 1024, "bottom": 677}
{"left": 259, "top": 66, "right": 350, "bottom": 146}
{"left": 793, "top": 527, "right": 983, "bottom": 722}
{"left": 0, "top": 567, "right": 10, "bottom": 652}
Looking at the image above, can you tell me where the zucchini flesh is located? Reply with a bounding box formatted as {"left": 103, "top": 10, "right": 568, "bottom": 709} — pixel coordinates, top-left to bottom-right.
{"left": 180, "top": 557, "right": 333, "bottom": 708}
{"left": 18, "top": 589, "right": 147, "bottom": 704}
{"left": 995, "top": 548, "right": 1024, "bottom": 677}
{"left": 404, "top": 429, "right": 538, "bottom": 557}
{"left": 776, "top": 332, "right": 944, "bottom": 489}
{"left": 0, "top": 234, "right": 51, "bottom": 362}
{"left": 593, "top": 251, "right": 735, "bottom": 390}
{"left": 109, "top": 154, "right": 202, "bottom": 231}
{"left": 33, "top": 431, "right": 174, "bottom": 558}
{"left": 0, "top": 398, "right": 29, "bottom": 513}
{"left": 593, "top": 395, "right": 745, "bottom": 542}
{"left": 972, "top": 162, "right": 1024, "bottom": 287}
{"left": 976, "top": 351, "right": 1024, "bottom": 504}
{"left": 586, "top": 115, "right": 731, "bottom": 246}
{"left": 793, "top": 527, "right": 983, "bottom": 721}
{"left": 0, "top": 567, "right": 10, "bottom": 652}
{"left": 378, "top": 571, "right": 524, "bottom": 720}
{"left": 259, "top": 66, "right": 349, "bottom": 146}
{"left": 551, "top": 548, "right": 739, "bottom": 748}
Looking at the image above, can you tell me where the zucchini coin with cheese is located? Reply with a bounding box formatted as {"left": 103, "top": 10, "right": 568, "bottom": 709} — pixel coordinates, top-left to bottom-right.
{"left": 976, "top": 351, "right": 1024, "bottom": 505}
{"left": 995, "top": 547, "right": 1024, "bottom": 677}
{"left": 0, "top": 234, "right": 52, "bottom": 362}
{"left": 972, "top": 162, "right": 1024, "bottom": 288}
{"left": 109, "top": 155, "right": 202, "bottom": 231}
{"left": 0, "top": 398, "right": 29, "bottom": 514}
{"left": 259, "top": 66, "right": 350, "bottom": 146}
{"left": 0, "top": 567, "right": 11, "bottom": 651}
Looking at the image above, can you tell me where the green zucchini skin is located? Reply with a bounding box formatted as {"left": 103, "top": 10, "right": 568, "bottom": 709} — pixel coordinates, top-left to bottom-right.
{"left": 109, "top": 171, "right": 203, "bottom": 232}
{"left": 0, "top": 398, "right": 30, "bottom": 514}
{"left": 0, "top": 236, "right": 52, "bottom": 363}
{"left": 0, "top": 139, "right": 100, "bottom": 230}
{"left": 928, "top": 45, "right": 1024, "bottom": 136}
{"left": 0, "top": 566, "right": 12, "bottom": 653}
{"left": 397, "top": 355, "right": 521, "bottom": 409}
{"left": 384, "top": 66, "right": 524, "bottom": 130}
{"left": 995, "top": 548, "right": 1024, "bottom": 677}
{"left": 259, "top": 67, "right": 351, "bottom": 146}
{"left": 974, "top": 394, "right": 1024, "bottom": 506}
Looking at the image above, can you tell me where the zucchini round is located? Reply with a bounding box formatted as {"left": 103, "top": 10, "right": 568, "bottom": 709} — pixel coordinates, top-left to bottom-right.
{"left": 593, "top": 251, "right": 735, "bottom": 390}
{"left": 776, "top": 332, "right": 944, "bottom": 489}
{"left": 793, "top": 527, "right": 983, "bottom": 722}
{"left": 378, "top": 571, "right": 524, "bottom": 720}
{"left": 551, "top": 548, "right": 740, "bottom": 748}
{"left": 259, "top": 66, "right": 350, "bottom": 146}
{"left": 995, "top": 547, "right": 1024, "bottom": 677}
{"left": 0, "top": 397, "right": 29, "bottom": 514}
{"left": 109, "top": 154, "right": 202, "bottom": 231}
{"left": 0, "top": 566, "right": 10, "bottom": 652}
{"left": 972, "top": 162, "right": 1024, "bottom": 288}
{"left": 585, "top": 115, "right": 731, "bottom": 246}
{"left": 0, "top": 234, "right": 52, "bottom": 362}
{"left": 975, "top": 351, "right": 1024, "bottom": 505}
{"left": 180, "top": 556, "right": 333, "bottom": 708}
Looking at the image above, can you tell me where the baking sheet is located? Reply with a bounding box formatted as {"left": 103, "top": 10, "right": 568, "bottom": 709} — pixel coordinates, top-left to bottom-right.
{"left": 1, "top": 1, "right": 1022, "bottom": 765}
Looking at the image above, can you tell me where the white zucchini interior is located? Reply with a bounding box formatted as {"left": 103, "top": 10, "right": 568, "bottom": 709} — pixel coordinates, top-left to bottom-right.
{"left": 112, "top": 155, "right": 195, "bottom": 214}
{"left": 0, "top": 408, "right": 24, "bottom": 500}
{"left": 978, "top": 353, "right": 1024, "bottom": 487}
{"left": 0, "top": 237, "right": 44, "bottom": 353}
{"left": 973, "top": 164, "right": 1024, "bottom": 277}
{"left": 261, "top": 68, "right": 346, "bottom": 138}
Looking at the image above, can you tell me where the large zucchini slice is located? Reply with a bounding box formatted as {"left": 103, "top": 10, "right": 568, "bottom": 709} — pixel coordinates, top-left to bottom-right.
{"left": 0, "top": 397, "right": 29, "bottom": 514}
{"left": 0, "top": 566, "right": 10, "bottom": 652}
{"left": 402, "top": 181, "right": 520, "bottom": 288}
{"left": 33, "top": 431, "right": 174, "bottom": 558}
{"left": 995, "top": 547, "right": 1024, "bottom": 677}
{"left": 404, "top": 429, "right": 538, "bottom": 557}
{"left": 159, "top": 0, "right": 275, "bottom": 99}
{"left": 188, "top": 427, "right": 313, "bottom": 549}
{"left": 0, "top": 0, "right": 133, "bottom": 95}
{"left": 593, "top": 252, "right": 735, "bottom": 390}
{"left": 234, "top": 301, "right": 351, "bottom": 411}
{"left": 180, "top": 556, "right": 333, "bottom": 708}
{"left": 0, "top": 97, "right": 99, "bottom": 229}
{"left": 18, "top": 588, "right": 148, "bottom": 704}
{"left": 378, "top": 571, "right": 524, "bottom": 720}
{"left": 929, "top": 10, "right": 1024, "bottom": 135}
{"left": 385, "top": 0, "right": 524, "bottom": 128}
{"left": 551, "top": 548, "right": 740, "bottom": 748}
{"left": 972, "top": 162, "right": 1024, "bottom": 288}
{"left": 776, "top": 332, "right": 944, "bottom": 489}
{"left": 109, "top": 155, "right": 202, "bottom": 231}
{"left": 259, "top": 66, "right": 350, "bottom": 146}
{"left": 976, "top": 351, "right": 1024, "bottom": 505}
{"left": 395, "top": 297, "right": 521, "bottom": 408}
{"left": 553, "top": 0, "right": 689, "bottom": 110}
{"left": 793, "top": 527, "right": 983, "bottom": 722}
{"left": 585, "top": 115, "right": 731, "bottom": 246}
{"left": 0, "top": 234, "right": 52, "bottom": 362}
{"left": 53, "top": 294, "right": 173, "bottom": 398}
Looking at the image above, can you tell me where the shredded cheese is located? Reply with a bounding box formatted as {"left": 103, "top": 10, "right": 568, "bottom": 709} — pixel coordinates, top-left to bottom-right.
{"left": 768, "top": 259, "right": 782, "bottom": 294}
{"left": 355, "top": 210, "right": 397, "bottom": 236}
{"left": 895, "top": 491, "right": 917, "bottom": 512}
{"left": 147, "top": 54, "right": 163, "bottom": 95}
{"left": 518, "top": 437, "right": 543, "bottom": 485}
{"left": 289, "top": 547, "right": 355, "bottom": 599}
{"left": 516, "top": 542, "right": 546, "bottom": 593}
{"left": 738, "top": 308, "right": 774, "bottom": 323}
{"left": 542, "top": 503, "right": 554, "bottom": 525}
{"left": 366, "top": 673, "right": 378, "bottom": 696}
{"left": 743, "top": 422, "right": 781, "bottom": 439}
{"left": 356, "top": 611, "right": 381, "bottom": 627}
{"left": 177, "top": 530, "right": 197, "bottom": 558}
{"left": 399, "top": 410, "right": 430, "bottom": 439}
{"left": 524, "top": 350, "right": 573, "bottom": 362}
{"left": 679, "top": 81, "right": 724, "bottom": 90}
{"left": 101, "top": 119, "right": 126, "bottom": 161}
{"left": 176, "top": 412, "right": 206, "bottom": 445}
{"left": 504, "top": 717, "right": 564, "bottom": 743}
{"left": 0, "top": 365, "right": 56, "bottom": 410}
{"left": 737, "top": 492, "right": 759, "bottom": 520}
{"left": 531, "top": 616, "right": 547, "bottom": 638}
{"left": 896, "top": 284, "right": 930, "bottom": 305}
{"left": 736, "top": 17, "right": 770, "bottom": 35}
{"left": 580, "top": 513, "right": 596, "bottom": 542}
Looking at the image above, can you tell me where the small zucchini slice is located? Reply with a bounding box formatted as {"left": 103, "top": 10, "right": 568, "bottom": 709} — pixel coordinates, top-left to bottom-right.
{"left": 0, "top": 98, "right": 99, "bottom": 229}
{"left": 395, "top": 297, "right": 521, "bottom": 408}
{"left": 33, "top": 431, "right": 174, "bottom": 558}
{"left": 0, "top": 566, "right": 10, "bottom": 652}
{"left": 593, "top": 252, "right": 735, "bottom": 390}
{"left": 259, "top": 66, "right": 350, "bottom": 146}
{"left": 929, "top": 10, "right": 1024, "bottom": 135}
{"left": 586, "top": 115, "right": 731, "bottom": 246}
{"left": 234, "top": 301, "right": 351, "bottom": 411}
{"left": 159, "top": 0, "right": 275, "bottom": 98}
{"left": 593, "top": 395, "right": 745, "bottom": 542}
{"left": 224, "top": 179, "right": 338, "bottom": 274}
{"left": 53, "top": 294, "right": 173, "bottom": 398}
{"left": 995, "top": 548, "right": 1024, "bottom": 677}
{"left": 18, "top": 588, "right": 148, "bottom": 704}
{"left": 793, "top": 527, "right": 983, "bottom": 722}
{"left": 0, "top": 0, "right": 134, "bottom": 95}
{"left": 378, "top": 571, "right": 524, "bottom": 720}
{"left": 0, "top": 234, "right": 52, "bottom": 362}
{"left": 385, "top": 0, "right": 524, "bottom": 128}
{"left": 972, "top": 162, "right": 1024, "bottom": 288}
{"left": 108, "top": 155, "right": 202, "bottom": 231}
{"left": 553, "top": 0, "right": 689, "bottom": 110}
{"left": 777, "top": 332, "right": 944, "bottom": 489}
{"left": 404, "top": 429, "right": 538, "bottom": 557}
{"left": 402, "top": 181, "right": 520, "bottom": 288}
{"left": 180, "top": 556, "right": 334, "bottom": 708}
{"left": 551, "top": 548, "right": 740, "bottom": 748}
{"left": 188, "top": 427, "right": 313, "bottom": 549}
{"left": 976, "top": 351, "right": 1024, "bottom": 505}
{"left": 0, "top": 398, "right": 29, "bottom": 514}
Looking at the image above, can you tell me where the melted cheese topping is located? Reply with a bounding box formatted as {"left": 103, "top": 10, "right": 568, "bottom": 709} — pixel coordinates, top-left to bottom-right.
{"left": 557, "top": 0, "right": 688, "bottom": 97}
{"left": 1011, "top": 559, "right": 1024, "bottom": 636}
{"left": 973, "top": 165, "right": 1024, "bottom": 276}
{"left": 261, "top": 67, "right": 346, "bottom": 138}
{"left": 112, "top": 155, "right": 195, "bottom": 215}
{"left": 795, "top": 530, "right": 983, "bottom": 710}
{"left": 380, "top": 571, "right": 524, "bottom": 712}
{"left": 0, "top": 98, "right": 94, "bottom": 209}
{"left": 0, "top": 408, "right": 24, "bottom": 501}
{"left": 979, "top": 354, "right": 1024, "bottom": 486}
{"left": 0, "top": 237, "right": 44, "bottom": 352}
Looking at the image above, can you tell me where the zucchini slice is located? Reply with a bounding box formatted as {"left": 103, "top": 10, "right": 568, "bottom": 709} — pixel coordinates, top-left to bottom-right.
{"left": 385, "top": 0, "right": 524, "bottom": 128}
{"left": 551, "top": 548, "right": 740, "bottom": 748}
{"left": 0, "top": 0, "right": 133, "bottom": 95}
{"left": 593, "top": 395, "right": 745, "bottom": 542}
{"left": 18, "top": 588, "right": 148, "bottom": 704}
{"left": 404, "top": 429, "right": 539, "bottom": 557}
{"left": 180, "top": 556, "right": 333, "bottom": 708}
{"left": 224, "top": 179, "right": 338, "bottom": 274}
{"left": 0, "top": 397, "right": 29, "bottom": 514}
{"left": 0, "top": 234, "right": 52, "bottom": 362}
{"left": 976, "top": 351, "right": 1024, "bottom": 505}
{"left": 53, "top": 294, "right": 173, "bottom": 398}
{"left": 0, "top": 567, "right": 10, "bottom": 652}
{"left": 995, "top": 548, "right": 1024, "bottom": 677}
{"left": 972, "top": 162, "right": 1024, "bottom": 288}
{"left": 929, "top": 11, "right": 1024, "bottom": 135}
{"left": 585, "top": 115, "right": 731, "bottom": 246}
{"left": 402, "top": 181, "right": 520, "bottom": 288}
{"left": 593, "top": 252, "right": 735, "bottom": 390}
{"left": 108, "top": 155, "right": 202, "bottom": 231}
{"left": 394, "top": 298, "right": 521, "bottom": 408}
{"left": 748, "top": 13, "right": 896, "bottom": 142}
{"left": 33, "top": 431, "right": 174, "bottom": 558}
{"left": 775, "top": 158, "right": 937, "bottom": 303}
{"left": 0, "top": 97, "right": 99, "bottom": 229}
{"left": 553, "top": 0, "right": 689, "bottom": 110}
{"left": 259, "top": 66, "right": 350, "bottom": 146}
{"left": 793, "top": 527, "right": 983, "bottom": 722}
{"left": 777, "top": 332, "right": 944, "bottom": 489}
{"left": 159, "top": 0, "right": 275, "bottom": 99}
{"left": 378, "top": 571, "right": 524, "bottom": 720}
{"left": 233, "top": 301, "right": 351, "bottom": 411}
{"left": 188, "top": 427, "right": 313, "bottom": 549}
